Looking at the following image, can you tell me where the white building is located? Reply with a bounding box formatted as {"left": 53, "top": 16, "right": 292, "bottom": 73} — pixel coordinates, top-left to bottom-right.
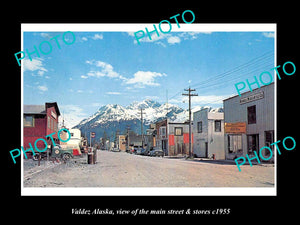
{"left": 223, "top": 83, "right": 274, "bottom": 161}
{"left": 193, "top": 108, "right": 225, "bottom": 159}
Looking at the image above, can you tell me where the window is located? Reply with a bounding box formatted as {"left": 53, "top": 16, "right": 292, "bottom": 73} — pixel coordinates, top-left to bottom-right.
{"left": 197, "top": 121, "right": 202, "bottom": 133}
{"left": 51, "top": 118, "right": 53, "bottom": 131}
{"left": 160, "top": 126, "right": 166, "bottom": 137}
{"left": 24, "top": 115, "right": 34, "bottom": 127}
{"left": 175, "top": 127, "right": 183, "bottom": 136}
{"left": 228, "top": 135, "right": 242, "bottom": 153}
{"left": 247, "top": 105, "right": 256, "bottom": 124}
{"left": 48, "top": 116, "right": 50, "bottom": 128}
{"left": 215, "top": 120, "right": 221, "bottom": 132}
{"left": 54, "top": 120, "right": 58, "bottom": 132}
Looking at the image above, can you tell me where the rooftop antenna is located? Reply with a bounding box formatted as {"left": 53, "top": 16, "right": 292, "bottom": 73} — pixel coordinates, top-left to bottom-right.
{"left": 62, "top": 110, "right": 65, "bottom": 128}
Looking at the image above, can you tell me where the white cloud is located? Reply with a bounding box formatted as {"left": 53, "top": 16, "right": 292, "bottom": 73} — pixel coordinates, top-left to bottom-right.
{"left": 262, "top": 32, "right": 274, "bottom": 38}
{"left": 125, "top": 71, "right": 166, "bottom": 87}
{"left": 167, "top": 36, "right": 181, "bottom": 44}
{"left": 23, "top": 58, "right": 48, "bottom": 74}
{"left": 84, "top": 60, "right": 167, "bottom": 88}
{"left": 192, "top": 95, "right": 229, "bottom": 104}
{"left": 59, "top": 104, "right": 88, "bottom": 128}
{"left": 83, "top": 60, "right": 123, "bottom": 79}
{"left": 81, "top": 37, "right": 88, "bottom": 41}
{"left": 92, "top": 34, "right": 103, "bottom": 40}
{"left": 106, "top": 92, "right": 121, "bottom": 95}
{"left": 37, "top": 85, "right": 48, "bottom": 92}
{"left": 170, "top": 94, "right": 230, "bottom": 105}
{"left": 128, "top": 31, "right": 211, "bottom": 46}
{"left": 40, "top": 33, "right": 52, "bottom": 38}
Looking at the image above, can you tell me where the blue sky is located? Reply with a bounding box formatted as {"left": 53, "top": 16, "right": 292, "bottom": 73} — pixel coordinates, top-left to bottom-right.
{"left": 23, "top": 28, "right": 275, "bottom": 127}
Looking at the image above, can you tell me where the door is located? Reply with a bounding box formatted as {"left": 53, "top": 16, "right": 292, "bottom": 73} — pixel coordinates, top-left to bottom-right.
{"left": 264, "top": 130, "right": 274, "bottom": 158}
{"left": 205, "top": 142, "right": 208, "bottom": 158}
{"left": 247, "top": 134, "right": 259, "bottom": 154}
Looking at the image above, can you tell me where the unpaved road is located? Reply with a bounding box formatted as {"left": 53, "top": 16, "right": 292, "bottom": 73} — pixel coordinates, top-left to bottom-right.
{"left": 23, "top": 150, "right": 274, "bottom": 187}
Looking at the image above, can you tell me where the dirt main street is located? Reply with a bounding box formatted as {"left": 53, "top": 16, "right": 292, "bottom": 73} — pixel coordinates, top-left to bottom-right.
{"left": 23, "top": 150, "right": 274, "bottom": 188}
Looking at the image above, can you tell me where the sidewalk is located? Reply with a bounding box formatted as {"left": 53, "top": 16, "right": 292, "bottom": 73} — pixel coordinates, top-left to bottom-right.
{"left": 165, "top": 155, "right": 274, "bottom": 167}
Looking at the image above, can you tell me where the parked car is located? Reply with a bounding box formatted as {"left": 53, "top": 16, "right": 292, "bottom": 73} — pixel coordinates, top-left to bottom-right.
{"left": 136, "top": 148, "right": 143, "bottom": 155}
{"left": 111, "top": 147, "right": 120, "bottom": 152}
{"left": 149, "top": 148, "right": 164, "bottom": 157}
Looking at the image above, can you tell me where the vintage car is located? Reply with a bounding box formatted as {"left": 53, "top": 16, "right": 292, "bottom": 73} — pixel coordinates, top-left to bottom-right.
{"left": 149, "top": 148, "right": 164, "bottom": 157}
{"left": 32, "top": 144, "right": 81, "bottom": 161}
{"left": 51, "top": 145, "right": 74, "bottom": 161}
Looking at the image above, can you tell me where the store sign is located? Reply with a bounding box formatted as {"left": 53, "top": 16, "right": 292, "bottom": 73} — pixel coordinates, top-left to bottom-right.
{"left": 240, "top": 91, "right": 264, "bottom": 104}
{"left": 225, "top": 122, "right": 246, "bottom": 134}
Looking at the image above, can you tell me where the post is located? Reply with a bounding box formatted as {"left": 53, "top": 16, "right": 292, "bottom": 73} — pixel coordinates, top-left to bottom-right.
{"left": 182, "top": 87, "right": 198, "bottom": 158}
{"left": 126, "top": 125, "right": 130, "bottom": 150}
{"left": 139, "top": 108, "right": 146, "bottom": 148}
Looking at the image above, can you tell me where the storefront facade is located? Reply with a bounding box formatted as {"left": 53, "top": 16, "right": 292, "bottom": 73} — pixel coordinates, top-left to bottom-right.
{"left": 223, "top": 83, "right": 274, "bottom": 162}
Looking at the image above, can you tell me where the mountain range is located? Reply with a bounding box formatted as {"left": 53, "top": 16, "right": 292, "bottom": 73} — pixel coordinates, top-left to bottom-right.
{"left": 73, "top": 99, "right": 223, "bottom": 141}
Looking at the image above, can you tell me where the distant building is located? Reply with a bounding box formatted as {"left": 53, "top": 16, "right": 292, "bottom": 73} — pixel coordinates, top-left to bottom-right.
{"left": 128, "top": 130, "right": 143, "bottom": 147}
{"left": 23, "top": 102, "right": 60, "bottom": 158}
{"left": 155, "top": 119, "right": 168, "bottom": 154}
{"left": 193, "top": 108, "right": 225, "bottom": 159}
{"left": 117, "top": 135, "right": 126, "bottom": 151}
{"left": 155, "top": 119, "right": 193, "bottom": 156}
{"left": 223, "top": 83, "right": 274, "bottom": 162}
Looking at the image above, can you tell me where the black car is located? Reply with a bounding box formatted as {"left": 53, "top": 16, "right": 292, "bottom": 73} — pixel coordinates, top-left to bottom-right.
{"left": 149, "top": 148, "right": 164, "bottom": 157}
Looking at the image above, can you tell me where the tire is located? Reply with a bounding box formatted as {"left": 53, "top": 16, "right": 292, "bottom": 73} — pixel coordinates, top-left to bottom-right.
{"left": 32, "top": 153, "right": 39, "bottom": 161}
{"left": 62, "top": 153, "right": 71, "bottom": 161}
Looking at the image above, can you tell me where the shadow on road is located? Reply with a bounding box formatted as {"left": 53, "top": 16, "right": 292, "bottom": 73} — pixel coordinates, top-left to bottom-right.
{"left": 189, "top": 159, "right": 238, "bottom": 165}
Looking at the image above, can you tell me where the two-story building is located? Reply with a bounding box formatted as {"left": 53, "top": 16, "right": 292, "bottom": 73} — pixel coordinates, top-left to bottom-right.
{"left": 23, "top": 102, "right": 60, "bottom": 158}
{"left": 193, "top": 108, "right": 225, "bottom": 159}
{"left": 155, "top": 118, "right": 193, "bottom": 156}
{"left": 223, "top": 83, "right": 274, "bottom": 162}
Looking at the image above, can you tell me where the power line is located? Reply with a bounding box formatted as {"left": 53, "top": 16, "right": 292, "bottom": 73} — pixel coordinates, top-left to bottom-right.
{"left": 192, "top": 51, "right": 274, "bottom": 88}
{"left": 194, "top": 62, "right": 274, "bottom": 92}
{"left": 168, "top": 51, "right": 274, "bottom": 101}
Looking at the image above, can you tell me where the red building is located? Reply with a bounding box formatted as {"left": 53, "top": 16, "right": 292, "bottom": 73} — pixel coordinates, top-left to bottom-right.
{"left": 155, "top": 118, "right": 193, "bottom": 156}
{"left": 23, "top": 102, "right": 60, "bottom": 158}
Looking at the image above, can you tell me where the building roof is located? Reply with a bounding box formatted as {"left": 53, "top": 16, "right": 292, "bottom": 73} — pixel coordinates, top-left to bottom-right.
{"left": 24, "top": 102, "right": 61, "bottom": 116}
{"left": 46, "top": 102, "right": 61, "bottom": 116}
{"left": 24, "top": 105, "right": 46, "bottom": 114}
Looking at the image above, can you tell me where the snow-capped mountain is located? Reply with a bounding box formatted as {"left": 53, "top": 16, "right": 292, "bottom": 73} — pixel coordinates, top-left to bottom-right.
{"left": 73, "top": 99, "right": 223, "bottom": 140}
{"left": 75, "top": 99, "right": 184, "bottom": 127}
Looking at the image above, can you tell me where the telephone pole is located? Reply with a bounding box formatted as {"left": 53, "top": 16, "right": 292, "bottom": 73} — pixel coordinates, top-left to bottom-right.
{"left": 182, "top": 87, "right": 198, "bottom": 158}
{"left": 126, "top": 125, "right": 130, "bottom": 150}
{"left": 139, "top": 108, "right": 146, "bottom": 148}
